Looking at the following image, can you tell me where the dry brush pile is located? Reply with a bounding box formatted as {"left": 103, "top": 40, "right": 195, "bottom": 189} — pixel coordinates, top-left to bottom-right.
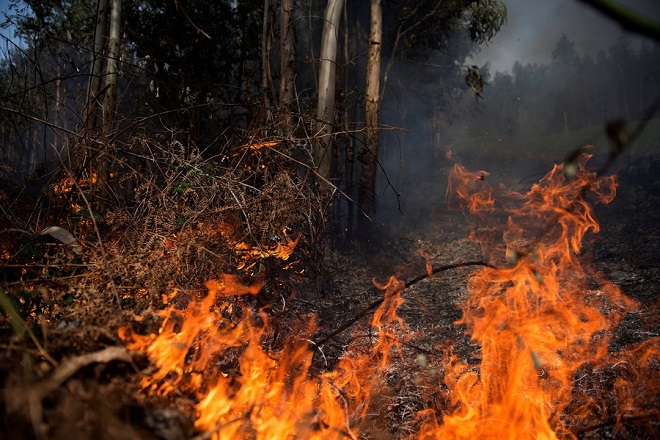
{"left": 0, "top": 128, "right": 336, "bottom": 437}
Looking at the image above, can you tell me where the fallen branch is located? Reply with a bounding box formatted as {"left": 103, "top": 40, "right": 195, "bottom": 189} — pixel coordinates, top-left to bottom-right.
{"left": 573, "top": 412, "right": 660, "bottom": 437}
{"left": 313, "top": 261, "right": 492, "bottom": 347}
{"left": 5, "top": 346, "right": 132, "bottom": 440}
{"left": 29, "top": 346, "right": 132, "bottom": 401}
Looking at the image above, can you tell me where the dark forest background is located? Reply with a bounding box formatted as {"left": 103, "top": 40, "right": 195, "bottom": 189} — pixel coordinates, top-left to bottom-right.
{"left": 0, "top": 0, "right": 658, "bottom": 245}
{"left": 467, "top": 35, "right": 660, "bottom": 138}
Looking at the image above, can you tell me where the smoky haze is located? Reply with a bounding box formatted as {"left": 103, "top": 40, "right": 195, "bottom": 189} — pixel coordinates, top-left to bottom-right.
{"left": 375, "top": 0, "right": 660, "bottom": 232}
{"left": 469, "top": 0, "right": 660, "bottom": 75}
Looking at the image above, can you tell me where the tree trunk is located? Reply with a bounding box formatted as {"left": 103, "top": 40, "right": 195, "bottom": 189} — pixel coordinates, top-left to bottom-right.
{"left": 279, "top": 0, "right": 295, "bottom": 134}
{"left": 83, "top": 0, "right": 111, "bottom": 198}
{"left": 358, "top": 0, "right": 382, "bottom": 243}
{"left": 341, "top": 4, "right": 357, "bottom": 245}
{"left": 314, "top": 0, "right": 343, "bottom": 188}
{"left": 261, "top": 0, "right": 275, "bottom": 123}
{"left": 103, "top": 0, "right": 122, "bottom": 134}
{"left": 94, "top": 0, "right": 121, "bottom": 199}
{"left": 86, "top": 0, "right": 109, "bottom": 135}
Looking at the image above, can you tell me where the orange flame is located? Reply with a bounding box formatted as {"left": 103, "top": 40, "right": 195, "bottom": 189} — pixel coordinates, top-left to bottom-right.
{"left": 421, "top": 154, "right": 658, "bottom": 439}
{"left": 120, "top": 156, "right": 659, "bottom": 439}
{"left": 446, "top": 164, "right": 494, "bottom": 213}
{"left": 241, "top": 140, "right": 279, "bottom": 151}
{"left": 52, "top": 172, "right": 98, "bottom": 195}
{"left": 120, "top": 272, "right": 407, "bottom": 439}
{"left": 219, "top": 225, "right": 300, "bottom": 270}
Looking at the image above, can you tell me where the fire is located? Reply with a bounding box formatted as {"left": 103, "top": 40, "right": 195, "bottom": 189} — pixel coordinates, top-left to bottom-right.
{"left": 215, "top": 222, "right": 300, "bottom": 270}
{"left": 241, "top": 140, "right": 279, "bottom": 151}
{"left": 120, "top": 155, "right": 658, "bottom": 439}
{"left": 120, "top": 264, "right": 407, "bottom": 438}
{"left": 50, "top": 172, "right": 100, "bottom": 224}
{"left": 51, "top": 172, "right": 98, "bottom": 195}
{"left": 446, "top": 164, "right": 494, "bottom": 213}
{"left": 419, "top": 155, "right": 659, "bottom": 439}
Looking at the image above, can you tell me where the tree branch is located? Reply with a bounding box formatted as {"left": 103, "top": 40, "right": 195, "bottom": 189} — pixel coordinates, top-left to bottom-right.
{"left": 313, "top": 261, "right": 493, "bottom": 347}
{"left": 578, "top": 0, "right": 660, "bottom": 41}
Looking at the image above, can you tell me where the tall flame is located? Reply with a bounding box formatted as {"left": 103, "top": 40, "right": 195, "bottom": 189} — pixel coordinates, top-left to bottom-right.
{"left": 120, "top": 270, "right": 407, "bottom": 439}
{"left": 420, "top": 156, "right": 658, "bottom": 439}
{"left": 120, "top": 155, "right": 659, "bottom": 439}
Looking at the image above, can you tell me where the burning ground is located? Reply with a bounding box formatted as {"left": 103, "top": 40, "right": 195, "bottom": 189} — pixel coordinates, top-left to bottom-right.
{"left": 1, "top": 145, "right": 659, "bottom": 439}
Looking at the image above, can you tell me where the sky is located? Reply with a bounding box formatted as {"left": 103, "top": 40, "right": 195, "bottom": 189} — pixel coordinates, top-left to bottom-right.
{"left": 467, "top": 0, "right": 660, "bottom": 74}
{"left": 0, "top": 0, "right": 21, "bottom": 45}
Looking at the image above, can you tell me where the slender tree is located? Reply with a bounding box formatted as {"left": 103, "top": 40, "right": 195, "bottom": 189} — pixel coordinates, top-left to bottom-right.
{"left": 314, "top": 0, "right": 343, "bottom": 189}
{"left": 356, "top": 0, "right": 506, "bottom": 242}
{"left": 358, "top": 0, "right": 382, "bottom": 242}
{"left": 279, "top": 0, "right": 295, "bottom": 134}
{"left": 86, "top": 0, "right": 109, "bottom": 135}
{"left": 103, "top": 0, "right": 122, "bottom": 134}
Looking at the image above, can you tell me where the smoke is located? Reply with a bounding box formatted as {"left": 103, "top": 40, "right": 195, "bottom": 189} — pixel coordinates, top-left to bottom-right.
{"left": 469, "top": 0, "right": 660, "bottom": 74}
{"left": 375, "top": 0, "right": 660, "bottom": 232}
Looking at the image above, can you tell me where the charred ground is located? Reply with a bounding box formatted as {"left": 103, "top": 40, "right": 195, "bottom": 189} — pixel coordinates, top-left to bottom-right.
{"left": 1, "top": 146, "right": 659, "bottom": 439}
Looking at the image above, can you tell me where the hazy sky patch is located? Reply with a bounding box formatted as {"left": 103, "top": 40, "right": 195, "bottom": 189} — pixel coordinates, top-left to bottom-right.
{"left": 468, "top": 0, "right": 660, "bottom": 74}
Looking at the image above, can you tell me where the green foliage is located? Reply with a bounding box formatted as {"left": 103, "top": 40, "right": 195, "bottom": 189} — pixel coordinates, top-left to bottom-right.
{"left": 464, "top": 65, "right": 486, "bottom": 99}
{"left": 18, "top": 242, "right": 44, "bottom": 260}
{"left": 0, "top": 288, "right": 27, "bottom": 337}
{"left": 122, "top": 0, "right": 263, "bottom": 108}
{"left": 11, "top": 0, "right": 96, "bottom": 43}
{"left": 468, "top": 0, "right": 507, "bottom": 44}
{"left": 387, "top": 0, "right": 465, "bottom": 55}
{"left": 386, "top": 0, "right": 506, "bottom": 56}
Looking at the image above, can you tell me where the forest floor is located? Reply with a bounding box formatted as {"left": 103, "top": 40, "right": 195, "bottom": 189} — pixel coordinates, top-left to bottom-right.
{"left": 1, "top": 148, "right": 659, "bottom": 440}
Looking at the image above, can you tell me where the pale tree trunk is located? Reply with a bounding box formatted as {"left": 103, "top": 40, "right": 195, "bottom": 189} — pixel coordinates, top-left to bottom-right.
{"left": 358, "top": 0, "right": 382, "bottom": 242}
{"left": 103, "top": 0, "right": 122, "bottom": 134}
{"left": 341, "top": 4, "right": 357, "bottom": 244}
{"left": 314, "top": 0, "right": 343, "bottom": 188}
{"left": 95, "top": 0, "right": 122, "bottom": 198}
{"left": 81, "top": 0, "right": 110, "bottom": 197}
{"left": 86, "top": 0, "right": 109, "bottom": 135}
{"left": 279, "top": 0, "right": 295, "bottom": 135}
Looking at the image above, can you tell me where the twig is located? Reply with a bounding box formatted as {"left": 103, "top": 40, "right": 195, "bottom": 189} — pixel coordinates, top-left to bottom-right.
{"left": 313, "top": 261, "right": 492, "bottom": 347}
{"left": 173, "top": 0, "right": 212, "bottom": 39}
{"left": 573, "top": 412, "right": 660, "bottom": 437}
{"left": 71, "top": 172, "right": 122, "bottom": 307}
{"left": 261, "top": 142, "right": 369, "bottom": 220}
{"left": 9, "top": 347, "right": 132, "bottom": 440}
{"left": 2, "top": 263, "right": 93, "bottom": 268}
{"left": 190, "top": 415, "right": 247, "bottom": 440}
{"left": 0, "top": 344, "right": 51, "bottom": 358}
{"left": 578, "top": 0, "right": 660, "bottom": 41}
{"left": 29, "top": 346, "right": 131, "bottom": 401}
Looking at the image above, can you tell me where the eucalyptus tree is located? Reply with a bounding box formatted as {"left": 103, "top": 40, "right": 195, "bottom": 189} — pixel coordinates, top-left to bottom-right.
{"left": 358, "top": 0, "right": 382, "bottom": 239}
{"left": 357, "top": 0, "right": 506, "bottom": 242}
{"left": 314, "top": 0, "right": 344, "bottom": 189}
